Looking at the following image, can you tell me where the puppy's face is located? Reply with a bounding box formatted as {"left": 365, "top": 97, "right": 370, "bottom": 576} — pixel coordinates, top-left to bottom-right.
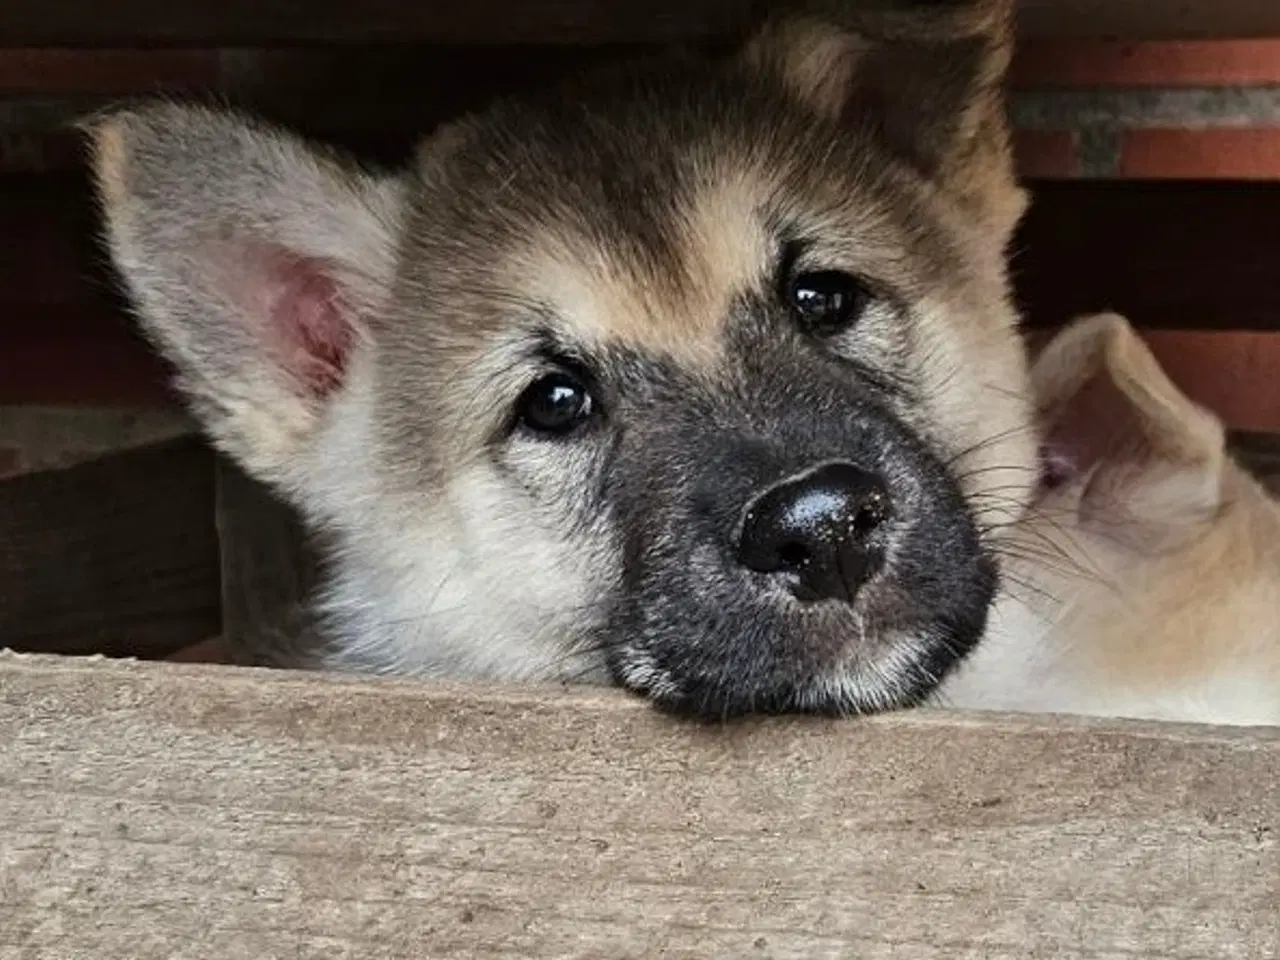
{"left": 92, "top": 0, "right": 1037, "bottom": 716}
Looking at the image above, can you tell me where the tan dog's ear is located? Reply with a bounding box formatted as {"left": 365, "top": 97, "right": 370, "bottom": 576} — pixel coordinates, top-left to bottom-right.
{"left": 742, "top": 0, "right": 1023, "bottom": 238}
{"left": 86, "top": 102, "right": 406, "bottom": 488}
{"left": 1031, "top": 312, "right": 1227, "bottom": 527}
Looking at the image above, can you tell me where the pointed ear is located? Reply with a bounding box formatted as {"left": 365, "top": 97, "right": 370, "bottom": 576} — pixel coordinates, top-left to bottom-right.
{"left": 1031, "top": 312, "right": 1227, "bottom": 528}
{"left": 87, "top": 102, "right": 405, "bottom": 487}
{"left": 741, "top": 0, "right": 1024, "bottom": 238}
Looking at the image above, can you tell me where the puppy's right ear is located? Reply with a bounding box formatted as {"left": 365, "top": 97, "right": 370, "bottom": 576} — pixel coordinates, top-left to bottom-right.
{"left": 741, "top": 0, "right": 1023, "bottom": 239}
{"left": 88, "top": 103, "right": 405, "bottom": 488}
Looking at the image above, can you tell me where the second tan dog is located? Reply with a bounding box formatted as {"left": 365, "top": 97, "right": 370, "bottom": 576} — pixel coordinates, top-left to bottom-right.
{"left": 938, "top": 313, "right": 1280, "bottom": 726}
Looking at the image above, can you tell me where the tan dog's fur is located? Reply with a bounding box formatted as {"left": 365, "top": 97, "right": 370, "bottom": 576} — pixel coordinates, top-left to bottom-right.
{"left": 939, "top": 313, "right": 1280, "bottom": 726}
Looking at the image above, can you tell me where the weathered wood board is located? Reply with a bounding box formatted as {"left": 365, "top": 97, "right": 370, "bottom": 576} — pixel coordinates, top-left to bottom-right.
{"left": 0, "top": 439, "right": 220, "bottom": 659}
{"left": 1, "top": 653, "right": 1276, "bottom": 958}
{"left": 214, "top": 457, "right": 319, "bottom": 665}
{"left": 4, "top": 0, "right": 1280, "bottom": 46}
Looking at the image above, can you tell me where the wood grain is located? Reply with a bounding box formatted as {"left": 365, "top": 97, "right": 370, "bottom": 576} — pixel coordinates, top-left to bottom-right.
{"left": 1017, "top": 0, "right": 1280, "bottom": 40}
{"left": 1, "top": 653, "right": 1276, "bottom": 958}
{"left": 0, "top": 438, "right": 220, "bottom": 658}
{"left": 1233, "top": 430, "right": 1280, "bottom": 494}
{"left": 214, "top": 457, "right": 321, "bottom": 666}
{"left": 3, "top": 0, "right": 1280, "bottom": 47}
{"left": 0, "top": 0, "right": 755, "bottom": 47}
{"left": 1013, "top": 181, "right": 1280, "bottom": 332}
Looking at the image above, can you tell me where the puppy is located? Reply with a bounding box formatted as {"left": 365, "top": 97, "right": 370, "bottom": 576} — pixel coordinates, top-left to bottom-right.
{"left": 938, "top": 313, "right": 1280, "bottom": 726}
{"left": 88, "top": 0, "right": 1039, "bottom": 717}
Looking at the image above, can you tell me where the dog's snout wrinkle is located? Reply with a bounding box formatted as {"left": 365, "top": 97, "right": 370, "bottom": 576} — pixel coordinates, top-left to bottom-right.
{"left": 736, "top": 461, "right": 891, "bottom": 604}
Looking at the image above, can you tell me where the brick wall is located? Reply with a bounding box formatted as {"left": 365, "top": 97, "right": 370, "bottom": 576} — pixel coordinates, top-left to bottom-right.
{"left": 1013, "top": 39, "right": 1280, "bottom": 178}
{"left": 6, "top": 41, "right": 1280, "bottom": 178}
{"left": 1009, "top": 39, "right": 1280, "bottom": 433}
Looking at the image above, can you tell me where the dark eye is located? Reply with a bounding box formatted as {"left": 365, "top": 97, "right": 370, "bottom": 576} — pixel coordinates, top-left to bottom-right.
{"left": 515, "top": 372, "right": 595, "bottom": 436}
{"left": 788, "top": 270, "right": 870, "bottom": 337}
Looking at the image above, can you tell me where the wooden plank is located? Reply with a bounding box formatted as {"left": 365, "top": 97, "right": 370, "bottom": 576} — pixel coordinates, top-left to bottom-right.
{"left": 0, "top": 0, "right": 750, "bottom": 48}
{"left": 214, "top": 457, "right": 322, "bottom": 666}
{"left": 1017, "top": 0, "right": 1280, "bottom": 40}
{"left": 0, "top": 405, "right": 192, "bottom": 478}
{"left": 1233, "top": 430, "right": 1280, "bottom": 494}
{"left": 0, "top": 438, "right": 220, "bottom": 658}
{"left": 2, "top": 0, "right": 1280, "bottom": 47}
{"left": 1014, "top": 181, "right": 1280, "bottom": 332}
{"left": 1140, "top": 330, "right": 1280, "bottom": 434}
{"left": 1, "top": 653, "right": 1276, "bottom": 958}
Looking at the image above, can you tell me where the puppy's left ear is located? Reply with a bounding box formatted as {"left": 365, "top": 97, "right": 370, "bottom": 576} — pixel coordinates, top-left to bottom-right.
{"left": 1032, "top": 312, "right": 1228, "bottom": 528}
{"left": 85, "top": 102, "right": 405, "bottom": 491}
{"left": 742, "top": 0, "right": 1023, "bottom": 238}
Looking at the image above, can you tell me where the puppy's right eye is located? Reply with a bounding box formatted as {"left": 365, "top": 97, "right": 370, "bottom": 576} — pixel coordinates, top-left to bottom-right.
{"left": 515, "top": 372, "right": 596, "bottom": 436}
{"left": 788, "top": 270, "right": 870, "bottom": 338}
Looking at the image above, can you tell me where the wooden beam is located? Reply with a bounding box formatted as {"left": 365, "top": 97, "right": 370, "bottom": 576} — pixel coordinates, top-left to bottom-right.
{"left": 1233, "top": 431, "right": 1280, "bottom": 493}
{"left": 2, "top": 653, "right": 1276, "bottom": 958}
{"left": 1017, "top": 0, "right": 1280, "bottom": 40}
{"left": 1014, "top": 181, "right": 1280, "bottom": 333}
{"left": 2, "top": 0, "right": 1279, "bottom": 48}
{"left": 0, "top": 439, "right": 220, "bottom": 658}
{"left": 214, "top": 457, "right": 321, "bottom": 666}
{"left": 0, "top": 0, "right": 748, "bottom": 48}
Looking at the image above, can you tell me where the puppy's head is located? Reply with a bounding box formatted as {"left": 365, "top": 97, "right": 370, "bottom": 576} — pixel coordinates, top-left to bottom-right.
{"left": 90, "top": 0, "right": 1036, "bottom": 717}
{"left": 951, "top": 312, "right": 1280, "bottom": 722}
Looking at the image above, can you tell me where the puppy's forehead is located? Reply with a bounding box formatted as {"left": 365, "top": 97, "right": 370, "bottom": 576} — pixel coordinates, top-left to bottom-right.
{"left": 404, "top": 58, "right": 959, "bottom": 365}
{"left": 507, "top": 167, "right": 774, "bottom": 364}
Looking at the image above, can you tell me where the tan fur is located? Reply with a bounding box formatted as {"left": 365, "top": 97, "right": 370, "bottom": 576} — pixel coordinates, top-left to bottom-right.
{"left": 742, "top": 17, "right": 867, "bottom": 120}
{"left": 508, "top": 174, "right": 772, "bottom": 367}
{"left": 1077, "top": 474, "right": 1280, "bottom": 688}
{"left": 91, "top": 122, "right": 130, "bottom": 214}
{"left": 939, "top": 313, "right": 1280, "bottom": 726}
{"left": 746, "top": 0, "right": 1024, "bottom": 237}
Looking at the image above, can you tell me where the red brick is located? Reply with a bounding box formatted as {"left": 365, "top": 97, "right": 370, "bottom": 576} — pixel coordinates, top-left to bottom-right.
{"left": 1014, "top": 130, "right": 1077, "bottom": 179}
{"left": 1119, "top": 129, "right": 1280, "bottom": 179}
{"left": 1140, "top": 331, "right": 1280, "bottom": 434}
{"left": 0, "top": 49, "right": 218, "bottom": 95}
{"left": 1013, "top": 39, "right": 1280, "bottom": 89}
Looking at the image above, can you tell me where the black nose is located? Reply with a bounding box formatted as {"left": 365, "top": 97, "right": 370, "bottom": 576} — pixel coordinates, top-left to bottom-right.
{"left": 736, "top": 462, "right": 892, "bottom": 604}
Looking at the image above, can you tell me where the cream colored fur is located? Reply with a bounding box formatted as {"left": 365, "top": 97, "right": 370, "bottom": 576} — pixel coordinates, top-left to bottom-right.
{"left": 938, "top": 313, "right": 1280, "bottom": 726}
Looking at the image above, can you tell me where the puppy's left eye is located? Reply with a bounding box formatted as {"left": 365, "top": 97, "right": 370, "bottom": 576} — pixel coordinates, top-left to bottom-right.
{"left": 788, "top": 270, "right": 870, "bottom": 337}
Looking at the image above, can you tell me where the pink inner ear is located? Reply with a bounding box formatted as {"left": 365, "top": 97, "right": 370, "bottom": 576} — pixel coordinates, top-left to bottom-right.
{"left": 1038, "top": 369, "right": 1147, "bottom": 493}
{"left": 273, "top": 256, "right": 355, "bottom": 396}
{"left": 253, "top": 248, "right": 356, "bottom": 399}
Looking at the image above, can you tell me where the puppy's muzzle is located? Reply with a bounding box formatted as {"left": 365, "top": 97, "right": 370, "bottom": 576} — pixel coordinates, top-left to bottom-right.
{"left": 736, "top": 461, "right": 892, "bottom": 604}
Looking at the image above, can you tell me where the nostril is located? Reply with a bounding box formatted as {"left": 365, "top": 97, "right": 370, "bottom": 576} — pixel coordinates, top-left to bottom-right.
{"left": 851, "top": 493, "right": 890, "bottom": 537}
{"left": 776, "top": 540, "right": 810, "bottom": 569}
